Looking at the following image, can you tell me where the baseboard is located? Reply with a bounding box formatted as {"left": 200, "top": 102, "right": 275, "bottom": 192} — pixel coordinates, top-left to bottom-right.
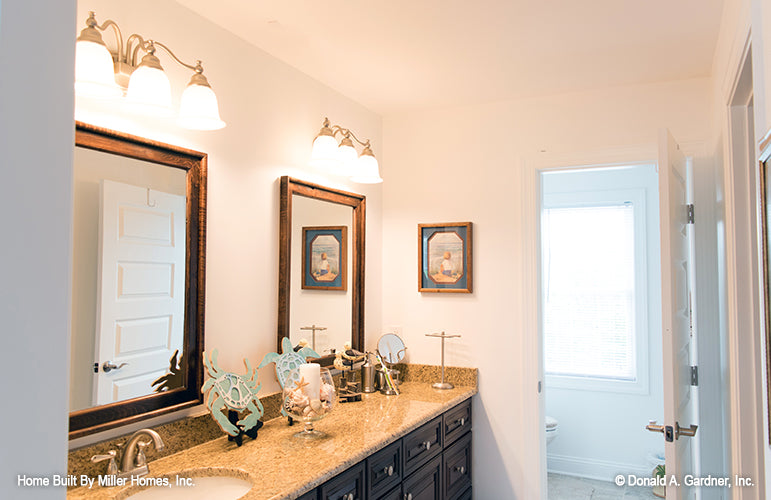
{"left": 547, "top": 453, "right": 651, "bottom": 482}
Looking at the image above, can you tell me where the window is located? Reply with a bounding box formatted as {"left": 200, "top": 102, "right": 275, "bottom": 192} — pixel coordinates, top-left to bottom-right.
{"left": 543, "top": 204, "right": 636, "bottom": 380}
{"left": 542, "top": 180, "right": 650, "bottom": 393}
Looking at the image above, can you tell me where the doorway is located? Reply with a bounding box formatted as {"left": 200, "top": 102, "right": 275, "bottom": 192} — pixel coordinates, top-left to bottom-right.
{"left": 540, "top": 164, "right": 664, "bottom": 500}
{"left": 722, "top": 42, "right": 766, "bottom": 499}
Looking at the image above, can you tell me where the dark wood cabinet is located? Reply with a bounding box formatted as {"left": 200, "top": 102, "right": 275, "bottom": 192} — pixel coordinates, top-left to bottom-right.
{"left": 367, "top": 439, "right": 403, "bottom": 499}
{"left": 442, "top": 431, "right": 472, "bottom": 500}
{"left": 403, "top": 415, "right": 442, "bottom": 477}
{"left": 402, "top": 455, "right": 442, "bottom": 500}
{"left": 310, "top": 398, "right": 472, "bottom": 500}
{"left": 373, "top": 485, "right": 403, "bottom": 500}
{"left": 298, "top": 489, "right": 319, "bottom": 500}
{"left": 319, "top": 461, "right": 366, "bottom": 500}
{"left": 443, "top": 399, "right": 472, "bottom": 447}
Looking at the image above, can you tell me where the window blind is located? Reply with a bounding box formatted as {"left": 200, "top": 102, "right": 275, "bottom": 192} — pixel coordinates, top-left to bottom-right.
{"left": 543, "top": 203, "right": 636, "bottom": 381}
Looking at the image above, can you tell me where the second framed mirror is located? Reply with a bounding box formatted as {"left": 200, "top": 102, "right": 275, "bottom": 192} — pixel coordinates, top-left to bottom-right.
{"left": 278, "top": 177, "right": 365, "bottom": 366}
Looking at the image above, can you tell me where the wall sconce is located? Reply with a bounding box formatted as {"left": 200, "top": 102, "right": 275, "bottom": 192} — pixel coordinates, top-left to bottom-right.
{"left": 310, "top": 118, "right": 383, "bottom": 184}
{"left": 75, "top": 11, "right": 225, "bottom": 130}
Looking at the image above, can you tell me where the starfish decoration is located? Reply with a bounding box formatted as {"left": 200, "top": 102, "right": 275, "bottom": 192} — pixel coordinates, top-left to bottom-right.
{"left": 294, "top": 376, "right": 309, "bottom": 390}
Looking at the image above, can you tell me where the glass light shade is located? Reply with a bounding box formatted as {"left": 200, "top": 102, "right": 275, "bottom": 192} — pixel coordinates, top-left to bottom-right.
{"left": 178, "top": 83, "right": 226, "bottom": 130}
{"left": 350, "top": 153, "right": 383, "bottom": 183}
{"left": 75, "top": 40, "right": 121, "bottom": 99}
{"left": 310, "top": 134, "right": 340, "bottom": 169}
{"left": 334, "top": 142, "right": 358, "bottom": 176}
{"left": 126, "top": 65, "right": 173, "bottom": 117}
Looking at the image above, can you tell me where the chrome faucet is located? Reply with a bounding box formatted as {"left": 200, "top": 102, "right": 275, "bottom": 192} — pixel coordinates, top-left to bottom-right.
{"left": 117, "top": 429, "right": 165, "bottom": 478}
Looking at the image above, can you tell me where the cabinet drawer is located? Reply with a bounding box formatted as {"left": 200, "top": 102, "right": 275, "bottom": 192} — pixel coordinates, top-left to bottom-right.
{"left": 319, "top": 461, "right": 366, "bottom": 500}
{"left": 367, "top": 440, "right": 402, "bottom": 498}
{"left": 403, "top": 454, "right": 442, "bottom": 500}
{"left": 403, "top": 416, "right": 442, "bottom": 476}
{"left": 443, "top": 431, "right": 472, "bottom": 500}
{"left": 443, "top": 399, "right": 472, "bottom": 446}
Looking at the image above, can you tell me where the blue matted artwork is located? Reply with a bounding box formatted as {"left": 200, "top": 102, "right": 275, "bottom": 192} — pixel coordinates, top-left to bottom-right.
{"left": 302, "top": 226, "right": 347, "bottom": 290}
{"left": 419, "top": 222, "right": 473, "bottom": 293}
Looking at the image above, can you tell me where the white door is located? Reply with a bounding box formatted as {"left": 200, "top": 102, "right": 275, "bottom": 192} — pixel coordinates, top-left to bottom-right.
{"left": 658, "top": 129, "right": 699, "bottom": 500}
{"left": 93, "top": 180, "right": 186, "bottom": 405}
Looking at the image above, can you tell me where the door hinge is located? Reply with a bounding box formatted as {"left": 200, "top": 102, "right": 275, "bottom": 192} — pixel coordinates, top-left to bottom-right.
{"left": 687, "top": 204, "right": 695, "bottom": 224}
{"left": 690, "top": 365, "right": 699, "bottom": 386}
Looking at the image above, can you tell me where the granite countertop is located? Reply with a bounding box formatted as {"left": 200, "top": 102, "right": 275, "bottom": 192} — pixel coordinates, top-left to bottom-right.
{"left": 68, "top": 382, "right": 476, "bottom": 499}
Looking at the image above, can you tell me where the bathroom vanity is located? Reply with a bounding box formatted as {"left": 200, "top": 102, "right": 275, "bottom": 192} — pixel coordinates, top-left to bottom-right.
{"left": 67, "top": 382, "right": 475, "bottom": 500}
{"left": 303, "top": 395, "right": 472, "bottom": 500}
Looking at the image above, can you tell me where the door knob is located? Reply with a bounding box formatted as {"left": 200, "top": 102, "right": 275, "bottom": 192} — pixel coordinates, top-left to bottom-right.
{"left": 645, "top": 420, "right": 665, "bottom": 434}
{"left": 102, "top": 361, "right": 128, "bottom": 373}
{"left": 676, "top": 422, "right": 698, "bottom": 439}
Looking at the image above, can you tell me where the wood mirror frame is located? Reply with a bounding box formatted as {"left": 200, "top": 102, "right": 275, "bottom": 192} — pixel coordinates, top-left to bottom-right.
{"left": 760, "top": 129, "right": 771, "bottom": 444}
{"left": 278, "top": 176, "right": 365, "bottom": 366}
{"left": 69, "top": 121, "right": 206, "bottom": 439}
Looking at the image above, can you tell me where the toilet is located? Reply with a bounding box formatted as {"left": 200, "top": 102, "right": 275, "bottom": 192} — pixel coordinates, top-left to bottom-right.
{"left": 545, "top": 416, "right": 559, "bottom": 445}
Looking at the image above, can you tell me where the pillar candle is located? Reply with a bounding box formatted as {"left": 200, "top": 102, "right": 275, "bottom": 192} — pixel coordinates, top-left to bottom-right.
{"left": 299, "top": 363, "right": 321, "bottom": 400}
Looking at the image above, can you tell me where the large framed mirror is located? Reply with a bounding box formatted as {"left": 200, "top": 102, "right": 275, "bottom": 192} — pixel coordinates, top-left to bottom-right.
{"left": 278, "top": 177, "right": 365, "bottom": 366}
{"left": 70, "top": 122, "right": 206, "bottom": 438}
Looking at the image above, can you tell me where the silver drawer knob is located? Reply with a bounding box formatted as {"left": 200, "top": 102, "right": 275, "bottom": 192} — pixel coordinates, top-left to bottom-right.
{"left": 422, "top": 440, "right": 431, "bottom": 451}
{"left": 459, "top": 417, "right": 465, "bottom": 426}
{"left": 455, "top": 466, "right": 466, "bottom": 474}
{"left": 404, "top": 494, "right": 413, "bottom": 500}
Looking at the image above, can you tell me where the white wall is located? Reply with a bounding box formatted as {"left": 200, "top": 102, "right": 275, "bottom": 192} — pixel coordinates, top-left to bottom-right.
{"left": 72, "top": 0, "right": 382, "bottom": 411}
{"left": 0, "top": 1, "right": 75, "bottom": 499}
{"left": 542, "top": 165, "right": 664, "bottom": 481}
{"left": 382, "top": 77, "right": 712, "bottom": 499}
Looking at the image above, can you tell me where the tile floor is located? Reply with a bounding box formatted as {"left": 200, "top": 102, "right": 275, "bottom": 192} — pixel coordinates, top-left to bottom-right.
{"left": 548, "top": 473, "right": 660, "bottom": 500}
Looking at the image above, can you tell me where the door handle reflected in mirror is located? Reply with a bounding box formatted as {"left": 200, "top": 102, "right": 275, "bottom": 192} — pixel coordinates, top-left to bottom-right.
{"left": 102, "top": 361, "right": 128, "bottom": 373}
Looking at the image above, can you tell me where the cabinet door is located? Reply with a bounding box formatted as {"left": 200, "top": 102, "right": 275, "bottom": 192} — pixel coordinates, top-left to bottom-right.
{"left": 443, "top": 431, "right": 472, "bottom": 500}
{"left": 443, "top": 399, "right": 472, "bottom": 447}
{"left": 402, "top": 455, "right": 442, "bottom": 500}
{"left": 367, "top": 440, "right": 402, "bottom": 498}
{"left": 403, "top": 416, "right": 442, "bottom": 476}
{"left": 456, "top": 486, "right": 472, "bottom": 500}
{"left": 319, "top": 462, "right": 366, "bottom": 500}
{"left": 373, "top": 484, "right": 403, "bottom": 500}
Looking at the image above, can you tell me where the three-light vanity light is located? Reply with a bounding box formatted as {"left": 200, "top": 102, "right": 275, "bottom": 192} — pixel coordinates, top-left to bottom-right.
{"left": 75, "top": 11, "right": 225, "bottom": 130}
{"left": 310, "top": 118, "right": 383, "bottom": 184}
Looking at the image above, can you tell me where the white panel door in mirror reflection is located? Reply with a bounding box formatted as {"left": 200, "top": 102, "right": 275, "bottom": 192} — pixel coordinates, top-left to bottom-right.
{"left": 94, "top": 180, "right": 185, "bottom": 406}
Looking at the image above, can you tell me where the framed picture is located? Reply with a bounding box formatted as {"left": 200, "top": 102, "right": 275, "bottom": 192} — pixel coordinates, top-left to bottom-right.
{"left": 302, "top": 226, "right": 347, "bottom": 291}
{"left": 418, "top": 222, "right": 472, "bottom": 293}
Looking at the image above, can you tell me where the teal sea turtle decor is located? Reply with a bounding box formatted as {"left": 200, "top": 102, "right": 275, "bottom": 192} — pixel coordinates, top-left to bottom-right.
{"left": 202, "top": 349, "right": 265, "bottom": 446}
{"left": 259, "top": 337, "right": 320, "bottom": 424}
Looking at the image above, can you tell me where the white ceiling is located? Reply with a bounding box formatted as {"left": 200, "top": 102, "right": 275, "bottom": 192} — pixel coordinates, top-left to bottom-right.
{"left": 176, "top": 0, "right": 725, "bottom": 115}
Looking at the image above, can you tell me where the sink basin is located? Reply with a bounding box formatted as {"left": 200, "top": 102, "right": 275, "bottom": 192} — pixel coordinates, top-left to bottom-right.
{"left": 123, "top": 472, "right": 252, "bottom": 500}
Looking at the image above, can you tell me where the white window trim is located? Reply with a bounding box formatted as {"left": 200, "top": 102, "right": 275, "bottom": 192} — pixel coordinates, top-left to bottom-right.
{"left": 543, "top": 187, "right": 650, "bottom": 395}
